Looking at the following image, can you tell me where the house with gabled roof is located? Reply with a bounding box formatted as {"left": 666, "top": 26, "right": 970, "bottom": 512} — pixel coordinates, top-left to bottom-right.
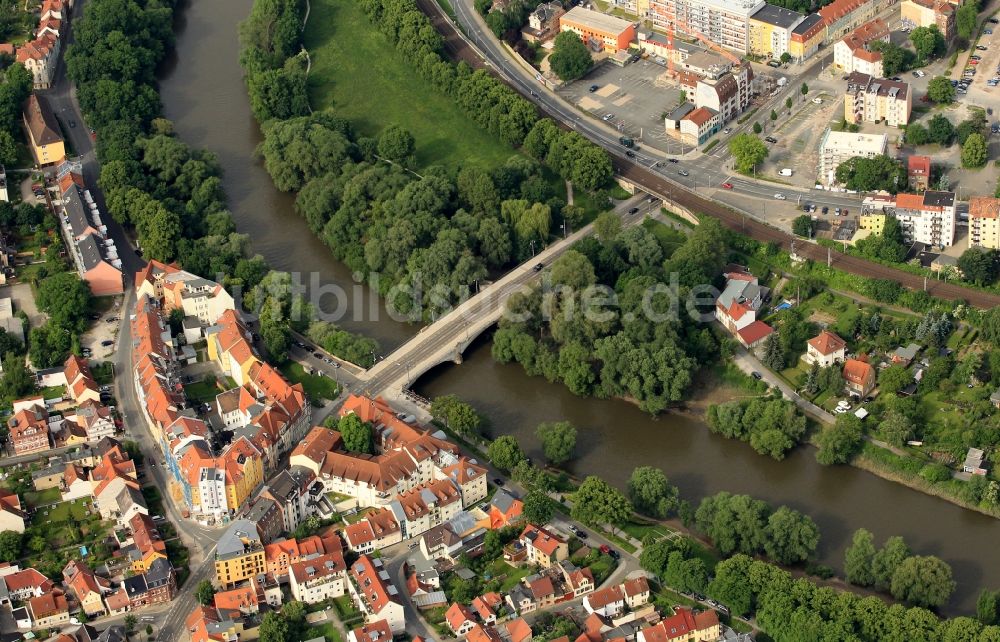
{"left": 843, "top": 357, "right": 876, "bottom": 397}
{"left": 803, "top": 330, "right": 847, "bottom": 367}
{"left": 446, "top": 602, "right": 478, "bottom": 637}
{"left": 520, "top": 524, "right": 568, "bottom": 568}
{"left": 289, "top": 550, "right": 347, "bottom": 604}
{"left": 63, "top": 560, "right": 110, "bottom": 617}
{"left": 347, "top": 555, "right": 405, "bottom": 633}
{"left": 0, "top": 490, "right": 26, "bottom": 533}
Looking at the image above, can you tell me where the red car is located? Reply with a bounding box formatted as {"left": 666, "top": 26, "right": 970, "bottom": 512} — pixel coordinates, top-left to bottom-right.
{"left": 970, "top": 60, "right": 980, "bottom": 65}
{"left": 721, "top": 182, "right": 734, "bottom": 189}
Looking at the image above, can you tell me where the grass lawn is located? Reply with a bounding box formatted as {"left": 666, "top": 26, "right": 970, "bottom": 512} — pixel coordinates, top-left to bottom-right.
{"left": 184, "top": 379, "right": 223, "bottom": 403}
{"left": 304, "top": 0, "right": 513, "bottom": 169}
{"left": 642, "top": 219, "right": 687, "bottom": 258}
{"left": 309, "top": 622, "right": 344, "bottom": 642}
{"left": 279, "top": 362, "right": 339, "bottom": 400}
{"left": 42, "top": 385, "right": 66, "bottom": 400}
{"left": 35, "top": 498, "right": 91, "bottom": 524}
{"left": 620, "top": 520, "right": 674, "bottom": 544}
{"left": 24, "top": 487, "right": 61, "bottom": 508}
{"left": 490, "top": 560, "right": 533, "bottom": 591}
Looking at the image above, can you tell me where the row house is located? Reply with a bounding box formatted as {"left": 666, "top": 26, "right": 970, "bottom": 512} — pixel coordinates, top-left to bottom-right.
{"left": 386, "top": 478, "right": 463, "bottom": 539}
{"left": 818, "top": 0, "right": 878, "bottom": 43}
{"left": 258, "top": 465, "right": 316, "bottom": 534}
{"left": 472, "top": 592, "right": 504, "bottom": 626}
{"left": 263, "top": 531, "right": 342, "bottom": 580}
{"left": 520, "top": 524, "right": 568, "bottom": 569}
{"left": 56, "top": 164, "right": 124, "bottom": 295}
{"left": 215, "top": 521, "right": 267, "bottom": 588}
{"left": 131, "top": 295, "right": 184, "bottom": 439}
{"left": 3, "top": 567, "right": 55, "bottom": 602}
{"left": 447, "top": 602, "right": 478, "bottom": 637}
{"left": 348, "top": 555, "right": 406, "bottom": 633}
{"left": 122, "top": 557, "right": 177, "bottom": 609}
{"left": 63, "top": 561, "right": 112, "bottom": 618}
{"left": 833, "top": 19, "right": 889, "bottom": 76}
{"left": 186, "top": 605, "right": 246, "bottom": 642}
{"left": 63, "top": 355, "right": 102, "bottom": 406}
{"left": 27, "top": 590, "right": 70, "bottom": 630}
{"left": 901, "top": 0, "right": 956, "bottom": 38}
{"left": 134, "top": 260, "right": 236, "bottom": 327}
{"left": 638, "top": 607, "right": 720, "bottom": 642}
{"left": 349, "top": 620, "right": 394, "bottom": 642}
{"left": 862, "top": 191, "right": 957, "bottom": 248}
{"left": 289, "top": 550, "right": 348, "bottom": 604}
{"left": 343, "top": 509, "right": 404, "bottom": 555}
{"left": 206, "top": 310, "right": 310, "bottom": 467}
{"left": 68, "top": 401, "right": 116, "bottom": 443}
{"left": 8, "top": 401, "right": 52, "bottom": 455}
{"left": 124, "top": 513, "right": 168, "bottom": 573}
{"left": 214, "top": 583, "right": 260, "bottom": 619}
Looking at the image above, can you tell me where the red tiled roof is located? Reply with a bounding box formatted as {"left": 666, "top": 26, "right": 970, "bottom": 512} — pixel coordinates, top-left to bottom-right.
{"left": 351, "top": 620, "right": 393, "bottom": 642}
{"left": 684, "top": 107, "right": 714, "bottom": 127}
{"left": 970, "top": 196, "right": 1000, "bottom": 220}
{"left": 908, "top": 154, "right": 931, "bottom": 177}
{"left": 521, "top": 523, "right": 565, "bottom": 557}
{"left": 736, "top": 320, "right": 773, "bottom": 346}
{"left": 808, "top": 330, "right": 846, "bottom": 356}
{"left": 446, "top": 602, "right": 475, "bottom": 631}
{"left": 843, "top": 358, "right": 874, "bottom": 384}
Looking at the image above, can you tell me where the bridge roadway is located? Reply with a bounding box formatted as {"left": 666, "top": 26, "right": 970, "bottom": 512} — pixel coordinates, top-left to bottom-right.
{"left": 359, "top": 194, "right": 656, "bottom": 397}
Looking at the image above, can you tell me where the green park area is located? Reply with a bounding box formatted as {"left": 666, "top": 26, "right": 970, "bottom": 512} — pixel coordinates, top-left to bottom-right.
{"left": 304, "top": 0, "right": 513, "bottom": 168}
{"left": 279, "top": 362, "right": 339, "bottom": 401}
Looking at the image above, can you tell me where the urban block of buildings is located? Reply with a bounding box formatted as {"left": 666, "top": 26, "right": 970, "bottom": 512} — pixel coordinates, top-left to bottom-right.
{"left": 748, "top": 4, "right": 806, "bottom": 60}
{"left": 843, "top": 72, "right": 911, "bottom": 128}
{"left": 901, "top": 0, "right": 957, "bottom": 38}
{"left": 13, "top": 0, "right": 70, "bottom": 89}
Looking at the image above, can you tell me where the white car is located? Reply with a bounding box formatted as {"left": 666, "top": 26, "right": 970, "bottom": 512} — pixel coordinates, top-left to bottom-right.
{"left": 835, "top": 407, "right": 848, "bottom": 414}
{"left": 812, "top": 97, "right": 823, "bottom": 104}
{"left": 602, "top": 113, "right": 614, "bottom": 122}
{"left": 774, "top": 193, "right": 786, "bottom": 200}
{"left": 723, "top": 127, "right": 732, "bottom": 134}
{"left": 916, "top": 70, "right": 926, "bottom": 78}
{"left": 837, "top": 400, "right": 851, "bottom": 409}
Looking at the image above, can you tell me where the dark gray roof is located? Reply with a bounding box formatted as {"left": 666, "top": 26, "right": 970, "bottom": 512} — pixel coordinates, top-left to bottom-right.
{"left": 924, "top": 191, "right": 955, "bottom": 207}
{"left": 93, "top": 625, "right": 127, "bottom": 642}
{"left": 490, "top": 489, "right": 519, "bottom": 514}
{"left": 123, "top": 574, "right": 148, "bottom": 597}
{"left": 267, "top": 470, "right": 297, "bottom": 502}
{"left": 751, "top": 4, "right": 804, "bottom": 28}
{"left": 792, "top": 12, "right": 823, "bottom": 34}
{"left": 63, "top": 187, "right": 93, "bottom": 238}
{"left": 145, "top": 557, "right": 173, "bottom": 586}
{"left": 666, "top": 102, "right": 695, "bottom": 121}
{"left": 216, "top": 519, "right": 261, "bottom": 560}
{"left": 78, "top": 233, "right": 108, "bottom": 271}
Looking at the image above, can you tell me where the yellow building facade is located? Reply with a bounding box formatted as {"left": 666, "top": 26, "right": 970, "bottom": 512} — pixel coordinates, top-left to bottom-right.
{"left": 859, "top": 213, "right": 886, "bottom": 234}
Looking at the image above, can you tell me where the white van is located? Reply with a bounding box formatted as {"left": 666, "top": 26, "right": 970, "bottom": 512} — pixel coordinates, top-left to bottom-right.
{"left": 779, "top": 168, "right": 793, "bottom": 176}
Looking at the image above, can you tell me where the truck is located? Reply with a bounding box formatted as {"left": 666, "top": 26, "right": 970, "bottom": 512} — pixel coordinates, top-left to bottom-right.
{"left": 777, "top": 76, "right": 788, "bottom": 87}
{"left": 619, "top": 137, "right": 634, "bottom": 148}
{"left": 779, "top": 168, "right": 793, "bottom": 176}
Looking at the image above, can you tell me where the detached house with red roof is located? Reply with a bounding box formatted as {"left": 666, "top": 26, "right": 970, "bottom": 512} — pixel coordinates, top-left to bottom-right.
{"left": 7, "top": 401, "right": 51, "bottom": 455}
{"left": 446, "top": 602, "right": 478, "bottom": 637}
{"left": 908, "top": 155, "right": 931, "bottom": 192}
{"left": 520, "top": 524, "right": 568, "bottom": 569}
{"left": 489, "top": 489, "right": 523, "bottom": 529}
{"left": 28, "top": 590, "right": 70, "bottom": 630}
{"left": 803, "top": 330, "right": 847, "bottom": 367}
{"left": 715, "top": 270, "right": 773, "bottom": 350}
{"left": 349, "top": 620, "right": 394, "bottom": 642}
{"left": 843, "top": 357, "right": 876, "bottom": 397}
{"left": 583, "top": 585, "right": 625, "bottom": 618}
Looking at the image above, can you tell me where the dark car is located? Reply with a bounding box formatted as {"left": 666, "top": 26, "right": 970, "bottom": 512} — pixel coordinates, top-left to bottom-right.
{"left": 751, "top": 371, "right": 763, "bottom": 380}
{"left": 68, "top": 120, "right": 76, "bottom": 128}
{"left": 821, "top": 206, "right": 829, "bottom": 214}
{"left": 764, "top": 136, "right": 777, "bottom": 143}
{"left": 625, "top": 150, "right": 635, "bottom": 158}
{"left": 576, "top": 530, "right": 588, "bottom": 539}
{"left": 589, "top": 84, "right": 599, "bottom": 92}
{"left": 667, "top": 158, "right": 679, "bottom": 163}
{"left": 493, "top": 478, "right": 505, "bottom": 486}
{"left": 312, "top": 352, "right": 323, "bottom": 359}
{"left": 628, "top": 207, "right": 639, "bottom": 214}
{"left": 101, "top": 339, "right": 114, "bottom": 347}
{"left": 533, "top": 262, "right": 544, "bottom": 272}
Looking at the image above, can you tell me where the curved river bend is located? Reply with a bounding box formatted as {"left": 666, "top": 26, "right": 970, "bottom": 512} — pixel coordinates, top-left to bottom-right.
{"left": 159, "top": 0, "right": 998, "bottom": 614}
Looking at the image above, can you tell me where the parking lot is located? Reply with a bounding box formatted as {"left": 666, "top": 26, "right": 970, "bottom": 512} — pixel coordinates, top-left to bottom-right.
{"left": 558, "top": 59, "right": 692, "bottom": 154}
{"left": 955, "top": 17, "right": 1000, "bottom": 103}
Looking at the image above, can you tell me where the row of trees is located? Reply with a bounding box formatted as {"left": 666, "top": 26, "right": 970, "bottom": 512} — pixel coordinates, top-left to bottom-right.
{"left": 706, "top": 396, "right": 808, "bottom": 460}
{"left": 709, "top": 553, "right": 987, "bottom": 638}
{"left": 239, "top": 0, "right": 310, "bottom": 123}
{"left": 845, "top": 529, "right": 955, "bottom": 609}
{"left": 834, "top": 154, "right": 906, "bottom": 193}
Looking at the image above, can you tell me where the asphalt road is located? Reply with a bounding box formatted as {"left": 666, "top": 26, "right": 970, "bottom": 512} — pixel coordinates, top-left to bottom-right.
{"left": 425, "top": 0, "right": 1000, "bottom": 309}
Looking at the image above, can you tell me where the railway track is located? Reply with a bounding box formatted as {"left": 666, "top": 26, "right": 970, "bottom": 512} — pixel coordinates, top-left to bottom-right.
{"left": 414, "top": 0, "right": 1000, "bottom": 309}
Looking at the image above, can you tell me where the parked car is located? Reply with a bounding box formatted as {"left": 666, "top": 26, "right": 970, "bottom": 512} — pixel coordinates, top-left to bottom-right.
{"left": 751, "top": 371, "right": 763, "bottom": 380}
{"left": 493, "top": 478, "right": 505, "bottom": 486}
{"left": 764, "top": 136, "right": 777, "bottom": 143}
{"left": 678, "top": 169, "right": 689, "bottom": 176}
{"left": 101, "top": 339, "right": 114, "bottom": 347}
{"left": 812, "top": 97, "right": 823, "bottom": 104}
{"left": 723, "top": 127, "right": 732, "bottom": 134}
{"left": 602, "top": 113, "right": 614, "bottom": 121}
{"left": 589, "top": 84, "right": 599, "bottom": 92}
{"left": 821, "top": 206, "right": 829, "bottom": 214}
{"left": 312, "top": 352, "right": 323, "bottom": 359}
{"left": 721, "top": 182, "right": 734, "bottom": 189}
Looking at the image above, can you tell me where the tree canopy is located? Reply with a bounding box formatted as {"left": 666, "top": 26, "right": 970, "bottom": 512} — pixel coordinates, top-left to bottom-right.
{"left": 549, "top": 32, "right": 592, "bottom": 81}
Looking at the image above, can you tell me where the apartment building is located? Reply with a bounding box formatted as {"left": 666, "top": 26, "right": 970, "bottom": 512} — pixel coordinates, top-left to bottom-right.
{"left": 901, "top": 0, "right": 956, "bottom": 38}
{"left": 289, "top": 551, "right": 348, "bottom": 604}
{"left": 818, "top": 130, "right": 887, "bottom": 184}
{"left": 844, "top": 72, "right": 911, "bottom": 127}
{"left": 789, "top": 13, "right": 825, "bottom": 60}
{"left": 214, "top": 521, "right": 267, "bottom": 588}
{"left": 134, "top": 260, "right": 236, "bottom": 327}
{"left": 648, "top": 0, "right": 765, "bottom": 52}
{"left": 348, "top": 555, "right": 405, "bottom": 633}
{"left": 23, "top": 95, "right": 64, "bottom": 166}
{"left": 819, "top": 0, "right": 879, "bottom": 43}
{"left": 748, "top": 4, "right": 805, "bottom": 59}
{"left": 968, "top": 196, "right": 1000, "bottom": 250}
{"left": 57, "top": 163, "right": 125, "bottom": 296}
{"left": 558, "top": 7, "right": 636, "bottom": 52}
{"left": 863, "top": 191, "right": 957, "bottom": 247}
{"left": 833, "top": 19, "right": 889, "bottom": 75}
